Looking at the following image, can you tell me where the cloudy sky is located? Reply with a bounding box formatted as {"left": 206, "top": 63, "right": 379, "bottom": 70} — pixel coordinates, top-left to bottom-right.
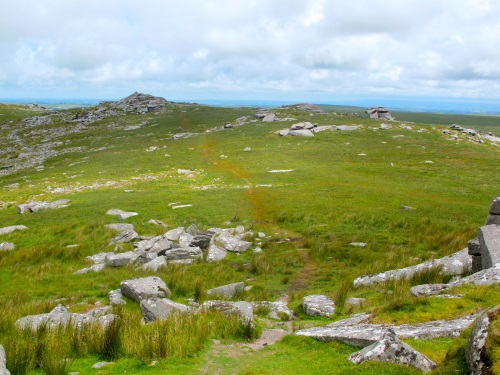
{"left": 1, "top": 0, "right": 499, "bottom": 107}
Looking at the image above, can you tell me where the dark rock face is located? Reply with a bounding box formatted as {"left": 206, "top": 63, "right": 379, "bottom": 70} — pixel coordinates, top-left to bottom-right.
{"left": 109, "top": 92, "right": 168, "bottom": 114}
{"left": 366, "top": 107, "right": 395, "bottom": 121}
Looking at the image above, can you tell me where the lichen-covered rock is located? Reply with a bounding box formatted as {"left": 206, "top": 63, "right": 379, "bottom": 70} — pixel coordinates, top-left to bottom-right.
{"left": 0, "top": 344, "right": 10, "bottom": 375}
{"left": 303, "top": 294, "right": 335, "bottom": 317}
{"left": 140, "top": 298, "right": 190, "bottom": 323}
{"left": 120, "top": 276, "right": 171, "bottom": 303}
{"left": 215, "top": 232, "right": 252, "bottom": 253}
{"left": 290, "top": 129, "right": 314, "bottom": 137}
{"left": 353, "top": 248, "right": 471, "bottom": 287}
{"left": 190, "top": 233, "right": 213, "bottom": 249}
{"left": 466, "top": 306, "right": 500, "bottom": 375}
{"left": 140, "top": 256, "right": 167, "bottom": 272}
{"left": 198, "top": 300, "right": 253, "bottom": 324}
{"left": 206, "top": 243, "right": 227, "bottom": 262}
{"left": 452, "top": 263, "right": 500, "bottom": 286}
{"left": 410, "top": 284, "right": 451, "bottom": 297}
{"left": 105, "top": 251, "right": 137, "bottom": 267}
{"left": 207, "top": 282, "right": 244, "bottom": 299}
{"left": 163, "top": 246, "right": 202, "bottom": 261}
{"left": 109, "top": 230, "right": 138, "bottom": 244}
{"left": 108, "top": 289, "right": 126, "bottom": 305}
{"left": 17, "top": 199, "right": 70, "bottom": 214}
{"left": 348, "top": 329, "right": 436, "bottom": 373}
{"left": 295, "top": 314, "right": 477, "bottom": 347}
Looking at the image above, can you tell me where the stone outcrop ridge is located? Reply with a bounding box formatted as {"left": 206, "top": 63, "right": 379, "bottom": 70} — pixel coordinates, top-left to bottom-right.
{"left": 294, "top": 313, "right": 477, "bottom": 347}
{"left": 16, "top": 304, "right": 115, "bottom": 330}
{"left": 348, "top": 329, "right": 437, "bottom": 373}
{"left": 466, "top": 306, "right": 500, "bottom": 375}
{"left": 366, "top": 106, "right": 395, "bottom": 121}
{"left": 353, "top": 247, "right": 471, "bottom": 288}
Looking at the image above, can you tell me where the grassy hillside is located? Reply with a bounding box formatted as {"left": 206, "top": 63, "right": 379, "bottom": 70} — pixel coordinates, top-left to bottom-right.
{"left": 1, "top": 100, "right": 500, "bottom": 374}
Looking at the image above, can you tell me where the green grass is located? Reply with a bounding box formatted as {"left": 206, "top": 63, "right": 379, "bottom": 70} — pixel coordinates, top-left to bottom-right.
{"left": 1, "top": 101, "right": 500, "bottom": 374}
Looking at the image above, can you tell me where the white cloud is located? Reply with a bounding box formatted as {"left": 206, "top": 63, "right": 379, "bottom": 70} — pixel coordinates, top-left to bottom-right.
{"left": 0, "top": 0, "right": 499, "bottom": 102}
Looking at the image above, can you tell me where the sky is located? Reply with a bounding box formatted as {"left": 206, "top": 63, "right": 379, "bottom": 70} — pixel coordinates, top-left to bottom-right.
{"left": 1, "top": 0, "right": 500, "bottom": 109}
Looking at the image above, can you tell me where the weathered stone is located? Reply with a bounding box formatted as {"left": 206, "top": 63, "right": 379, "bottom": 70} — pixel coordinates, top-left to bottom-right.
{"left": 199, "top": 300, "right": 253, "bottom": 324}
{"left": 0, "top": 225, "right": 28, "bottom": 235}
{"left": 452, "top": 263, "right": 500, "bottom": 286}
{"left": 108, "top": 289, "right": 126, "bottom": 305}
{"left": 105, "top": 251, "right": 137, "bottom": 267}
{"left": 346, "top": 298, "right": 366, "bottom": 308}
{"left": 140, "top": 298, "right": 190, "bottom": 323}
{"left": 106, "top": 223, "right": 134, "bottom": 232}
{"left": 290, "top": 129, "right": 314, "bottom": 137}
{"left": 140, "top": 256, "right": 167, "bottom": 272}
{"left": 468, "top": 237, "right": 481, "bottom": 255}
{"left": 207, "top": 282, "right": 245, "bottom": 299}
{"left": 0, "top": 344, "right": 10, "bottom": 375}
{"left": 337, "top": 125, "right": 359, "bottom": 131}
{"left": 17, "top": 199, "right": 70, "bottom": 214}
{"left": 262, "top": 114, "right": 276, "bottom": 122}
{"left": 295, "top": 314, "right": 477, "bottom": 347}
{"left": 485, "top": 214, "right": 500, "bottom": 225}
{"left": 118, "top": 211, "right": 138, "bottom": 220}
{"left": 163, "top": 246, "right": 202, "bottom": 261}
{"left": 109, "top": 230, "right": 138, "bottom": 244}
{"left": 312, "top": 125, "right": 334, "bottom": 133}
{"left": 16, "top": 305, "right": 115, "bottom": 331}
{"left": 466, "top": 306, "right": 500, "bottom": 375}
{"left": 291, "top": 122, "right": 314, "bottom": 130}
{"left": 472, "top": 255, "right": 483, "bottom": 273}
{"left": 252, "top": 301, "right": 294, "bottom": 320}
{"left": 206, "top": 243, "right": 227, "bottom": 262}
{"left": 148, "top": 219, "right": 167, "bottom": 227}
{"left": 190, "top": 233, "right": 212, "bottom": 249}
{"left": 478, "top": 225, "right": 500, "bottom": 270}
{"left": 109, "top": 92, "right": 168, "bottom": 114}
{"left": 0, "top": 242, "right": 14, "bottom": 251}
{"left": 277, "top": 129, "right": 290, "bottom": 136}
{"left": 165, "top": 227, "right": 185, "bottom": 241}
{"left": 348, "top": 329, "right": 436, "bottom": 373}
{"left": 489, "top": 197, "right": 500, "bottom": 215}
{"left": 366, "top": 107, "right": 395, "bottom": 121}
{"left": 303, "top": 294, "right": 335, "bottom": 317}
{"left": 410, "top": 284, "right": 451, "bottom": 297}
{"left": 120, "top": 276, "right": 171, "bottom": 303}
{"left": 215, "top": 232, "right": 252, "bottom": 253}
{"left": 353, "top": 248, "right": 471, "bottom": 287}
{"left": 186, "top": 224, "right": 200, "bottom": 235}
{"left": 379, "top": 123, "right": 392, "bottom": 130}
{"left": 85, "top": 252, "right": 114, "bottom": 264}
{"left": 178, "top": 232, "right": 193, "bottom": 247}
{"left": 73, "top": 263, "right": 106, "bottom": 274}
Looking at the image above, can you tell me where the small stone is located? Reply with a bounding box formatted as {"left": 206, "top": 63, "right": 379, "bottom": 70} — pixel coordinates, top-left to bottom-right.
{"left": 0, "top": 242, "right": 14, "bottom": 251}
{"left": 244, "top": 147, "right": 251, "bottom": 152}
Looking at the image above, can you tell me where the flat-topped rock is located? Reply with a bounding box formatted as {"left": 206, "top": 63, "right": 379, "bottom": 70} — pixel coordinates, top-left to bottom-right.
{"left": 106, "top": 223, "right": 134, "bottom": 232}
{"left": 0, "top": 225, "right": 28, "bottom": 235}
{"left": 140, "top": 256, "right": 167, "bottom": 272}
{"left": 140, "top": 298, "right": 190, "bottom": 323}
{"left": 163, "top": 246, "right": 202, "bottom": 261}
{"left": 215, "top": 232, "right": 252, "bottom": 253}
{"left": 199, "top": 300, "right": 253, "bottom": 324}
{"left": 165, "top": 227, "right": 185, "bottom": 241}
{"left": 303, "top": 294, "right": 335, "bottom": 317}
{"left": 290, "top": 129, "right": 314, "bottom": 137}
{"left": 18, "top": 199, "right": 70, "bottom": 214}
{"left": 16, "top": 304, "right": 115, "bottom": 330}
{"left": 120, "top": 276, "right": 171, "bottom": 303}
{"left": 348, "top": 329, "right": 436, "bottom": 373}
{"left": 337, "top": 125, "right": 360, "bottom": 131}
{"left": 0, "top": 242, "right": 14, "bottom": 251}
{"left": 290, "top": 122, "right": 314, "bottom": 130}
{"left": 109, "top": 230, "right": 138, "bottom": 244}
{"left": 105, "top": 251, "right": 137, "bottom": 267}
{"left": 73, "top": 263, "right": 106, "bottom": 274}
{"left": 354, "top": 248, "right": 471, "bottom": 287}
{"left": 207, "top": 282, "right": 245, "bottom": 299}
{"left": 295, "top": 314, "right": 477, "bottom": 347}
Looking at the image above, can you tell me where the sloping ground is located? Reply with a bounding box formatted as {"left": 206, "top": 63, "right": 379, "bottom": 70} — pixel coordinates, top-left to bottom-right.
{"left": 1, "top": 98, "right": 500, "bottom": 374}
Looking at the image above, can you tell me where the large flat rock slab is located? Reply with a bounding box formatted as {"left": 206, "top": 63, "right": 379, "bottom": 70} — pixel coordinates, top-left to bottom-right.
{"left": 295, "top": 314, "right": 477, "bottom": 347}
{"left": 354, "top": 248, "right": 471, "bottom": 287}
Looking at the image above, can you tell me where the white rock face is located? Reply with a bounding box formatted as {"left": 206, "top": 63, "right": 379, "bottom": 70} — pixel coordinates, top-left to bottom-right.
{"left": 0, "top": 242, "right": 14, "bottom": 251}
{"left": 303, "top": 294, "right": 335, "bottom": 317}
{"left": 348, "top": 330, "right": 437, "bottom": 373}
{"left": 216, "top": 232, "right": 252, "bottom": 253}
{"left": 140, "top": 256, "right": 167, "bottom": 272}
{"left": 120, "top": 276, "right": 171, "bottom": 303}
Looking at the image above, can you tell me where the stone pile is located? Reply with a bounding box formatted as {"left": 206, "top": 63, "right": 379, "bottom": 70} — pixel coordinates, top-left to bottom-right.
{"left": 366, "top": 107, "right": 395, "bottom": 121}
{"left": 75, "top": 220, "right": 263, "bottom": 274}
{"left": 447, "top": 124, "right": 500, "bottom": 145}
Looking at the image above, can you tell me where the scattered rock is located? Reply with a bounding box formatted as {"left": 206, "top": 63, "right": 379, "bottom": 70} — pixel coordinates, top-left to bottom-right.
{"left": 106, "top": 209, "right": 138, "bottom": 220}
{"left": 337, "top": 125, "right": 360, "bottom": 131}
{"left": 0, "top": 344, "right": 10, "bottom": 375}
{"left": 106, "top": 223, "right": 134, "bottom": 232}
{"left": 401, "top": 205, "right": 416, "bottom": 210}
{"left": 109, "top": 230, "right": 138, "bottom": 244}
{"left": 165, "top": 227, "right": 185, "bottom": 241}
{"left": 17, "top": 199, "right": 70, "bottom": 214}
{"left": 140, "top": 256, "right": 167, "bottom": 272}
{"left": 91, "top": 361, "right": 114, "bottom": 369}
{"left": 244, "top": 147, "right": 251, "bottom": 152}
{"left": 199, "top": 300, "right": 253, "bottom": 324}
{"left": 466, "top": 306, "right": 500, "bottom": 375}
{"left": 291, "top": 122, "right": 314, "bottom": 130}
{"left": 206, "top": 243, "right": 227, "bottom": 262}
{"left": 348, "top": 329, "right": 436, "bottom": 373}
{"left": 148, "top": 219, "right": 168, "bottom": 227}
{"left": 108, "top": 289, "right": 126, "bottom": 305}
{"left": 252, "top": 301, "right": 294, "bottom": 320}
{"left": 16, "top": 304, "right": 115, "bottom": 330}
{"left": 215, "top": 232, "right": 252, "bottom": 253}
{"left": 207, "top": 282, "right": 245, "bottom": 299}
{"left": 105, "top": 251, "right": 137, "bottom": 267}
{"left": 349, "top": 242, "right": 366, "bottom": 247}
{"left": 303, "top": 294, "right": 335, "bottom": 317}
{"left": 0, "top": 242, "right": 14, "bottom": 251}
{"left": 0, "top": 225, "right": 28, "bottom": 235}
{"left": 85, "top": 252, "right": 114, "bottom": 264}
{"left": 410, "top": 284, "right": 451, "bottom": 297}
{"left": 290, "top": 129, "right": 314, "bottom": 137}
{"left": 120, "top": 276, "right": 171, "bottom": 303}
{"left": 140, "top": 298, "right": 190, "bottom": 323}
